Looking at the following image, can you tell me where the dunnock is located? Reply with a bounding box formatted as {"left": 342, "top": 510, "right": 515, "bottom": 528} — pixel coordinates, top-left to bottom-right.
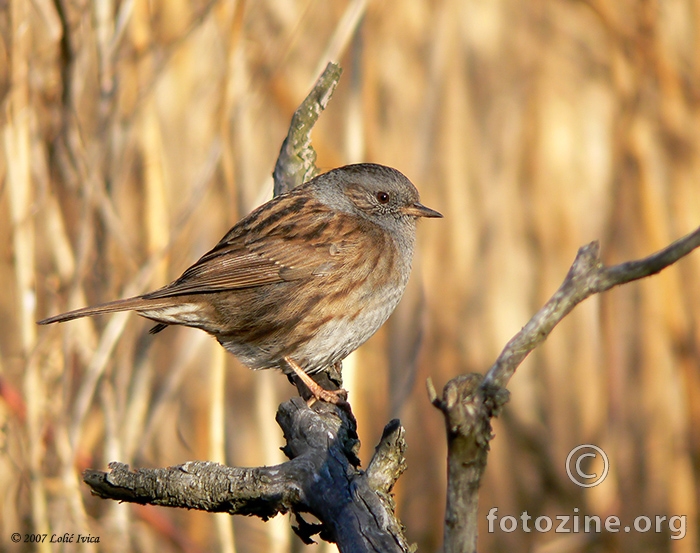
{"left": 38, "top": 163, "right": 441, "bottom": 402}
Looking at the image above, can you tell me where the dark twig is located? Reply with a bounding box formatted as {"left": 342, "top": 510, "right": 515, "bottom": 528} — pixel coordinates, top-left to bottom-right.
{"left": 434, "top": 224, "right": 700, "bottom": 553}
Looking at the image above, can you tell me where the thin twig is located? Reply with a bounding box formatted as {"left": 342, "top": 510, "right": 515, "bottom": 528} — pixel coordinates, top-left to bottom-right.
{"left": 482, "top": 225, "right": 700, "bottom": 390}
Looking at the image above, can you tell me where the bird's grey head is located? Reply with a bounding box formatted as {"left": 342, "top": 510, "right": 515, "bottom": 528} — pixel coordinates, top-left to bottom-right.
{"left": 310, "top": 164, "right": 442, "bottom": 232}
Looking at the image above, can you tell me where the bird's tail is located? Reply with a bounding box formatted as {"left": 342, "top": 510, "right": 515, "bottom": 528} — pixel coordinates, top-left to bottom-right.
{"left": 37, "top": 296, "right": 157, "bottom": 325}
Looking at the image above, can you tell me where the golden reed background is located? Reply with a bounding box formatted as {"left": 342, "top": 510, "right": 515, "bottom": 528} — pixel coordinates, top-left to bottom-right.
{"left": 1, "top": 1, "right": 699, "bottom": 552}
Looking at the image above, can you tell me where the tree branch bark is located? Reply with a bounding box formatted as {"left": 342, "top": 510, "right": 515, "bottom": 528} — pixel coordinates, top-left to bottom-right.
{"left": 432, "top": 225, "right": 700, "bottom": 553}
{"left": 273, "top": 62, "right": 343, "bottom": 196}
{"left": 84, "top": 399, "right": 409, "bottom": 551}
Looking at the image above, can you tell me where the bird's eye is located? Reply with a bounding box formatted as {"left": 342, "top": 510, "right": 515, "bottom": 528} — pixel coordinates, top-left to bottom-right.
{"left": 376, "top": 191, "right": 390, "bottom": 204}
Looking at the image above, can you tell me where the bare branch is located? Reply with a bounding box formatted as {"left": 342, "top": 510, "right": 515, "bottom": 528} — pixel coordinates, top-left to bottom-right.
{"left": 366, "top": 419, "right": 407, "bottom": 495}
{"left": 84, "top": 398, "right": 411, "bottom": 553}
{"left": 435, "top": 224, "right": 700, "bottom": 553}
{"left": 432, "top": 375, "right": 509, "bottom": 553}
{"left": 483, "top": 225, "right": 700, "bottom": 390}
{"left": 83, "top": 461, "right": 298, "bottom": 518}
{"left": 272, "top": 62, "right": 343, "bottom": 196}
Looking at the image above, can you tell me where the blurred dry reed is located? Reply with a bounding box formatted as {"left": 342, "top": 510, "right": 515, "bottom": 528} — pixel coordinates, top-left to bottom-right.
{"left": 1, "top": 1, "right": 699, "bottom": 552}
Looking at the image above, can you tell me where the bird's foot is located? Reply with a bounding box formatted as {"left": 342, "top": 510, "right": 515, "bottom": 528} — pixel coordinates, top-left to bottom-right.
{"left": 284, "top": 357, "right": 349, "bottom": 406}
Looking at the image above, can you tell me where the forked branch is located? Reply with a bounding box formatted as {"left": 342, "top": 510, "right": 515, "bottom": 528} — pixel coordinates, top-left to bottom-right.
{"left": 84, "top": 399, "right": 409, "bottom": 552}
{"left": 433, "top": 225, "right": 700, "bottom": 553}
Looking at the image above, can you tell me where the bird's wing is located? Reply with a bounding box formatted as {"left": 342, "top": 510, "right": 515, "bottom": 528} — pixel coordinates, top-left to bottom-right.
{"left": 144, "top": 199, "right": 360, "bottom": 299}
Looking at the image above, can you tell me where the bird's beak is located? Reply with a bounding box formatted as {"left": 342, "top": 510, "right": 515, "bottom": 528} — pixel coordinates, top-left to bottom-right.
{"left": 402, "top": 202, "right": 443, "bottom": 218}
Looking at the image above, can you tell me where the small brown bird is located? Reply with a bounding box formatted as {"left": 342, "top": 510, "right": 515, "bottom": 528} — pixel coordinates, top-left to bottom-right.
{"left": 38, "top": 163, "right": 441, "bottom": 402}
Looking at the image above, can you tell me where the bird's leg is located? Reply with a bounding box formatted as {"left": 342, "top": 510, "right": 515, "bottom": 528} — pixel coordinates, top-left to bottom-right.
{"left": 284, "top": 357, "right": 348, "bottom": 405}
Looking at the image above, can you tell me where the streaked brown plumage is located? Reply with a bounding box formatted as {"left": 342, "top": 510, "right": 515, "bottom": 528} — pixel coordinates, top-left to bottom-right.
{"left": 38, "top": 164, "right": 441, "bottom": 397}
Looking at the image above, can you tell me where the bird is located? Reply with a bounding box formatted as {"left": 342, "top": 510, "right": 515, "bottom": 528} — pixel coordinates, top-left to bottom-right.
{"left": 38, "top": 163, "right": 442, "bottom": 403}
